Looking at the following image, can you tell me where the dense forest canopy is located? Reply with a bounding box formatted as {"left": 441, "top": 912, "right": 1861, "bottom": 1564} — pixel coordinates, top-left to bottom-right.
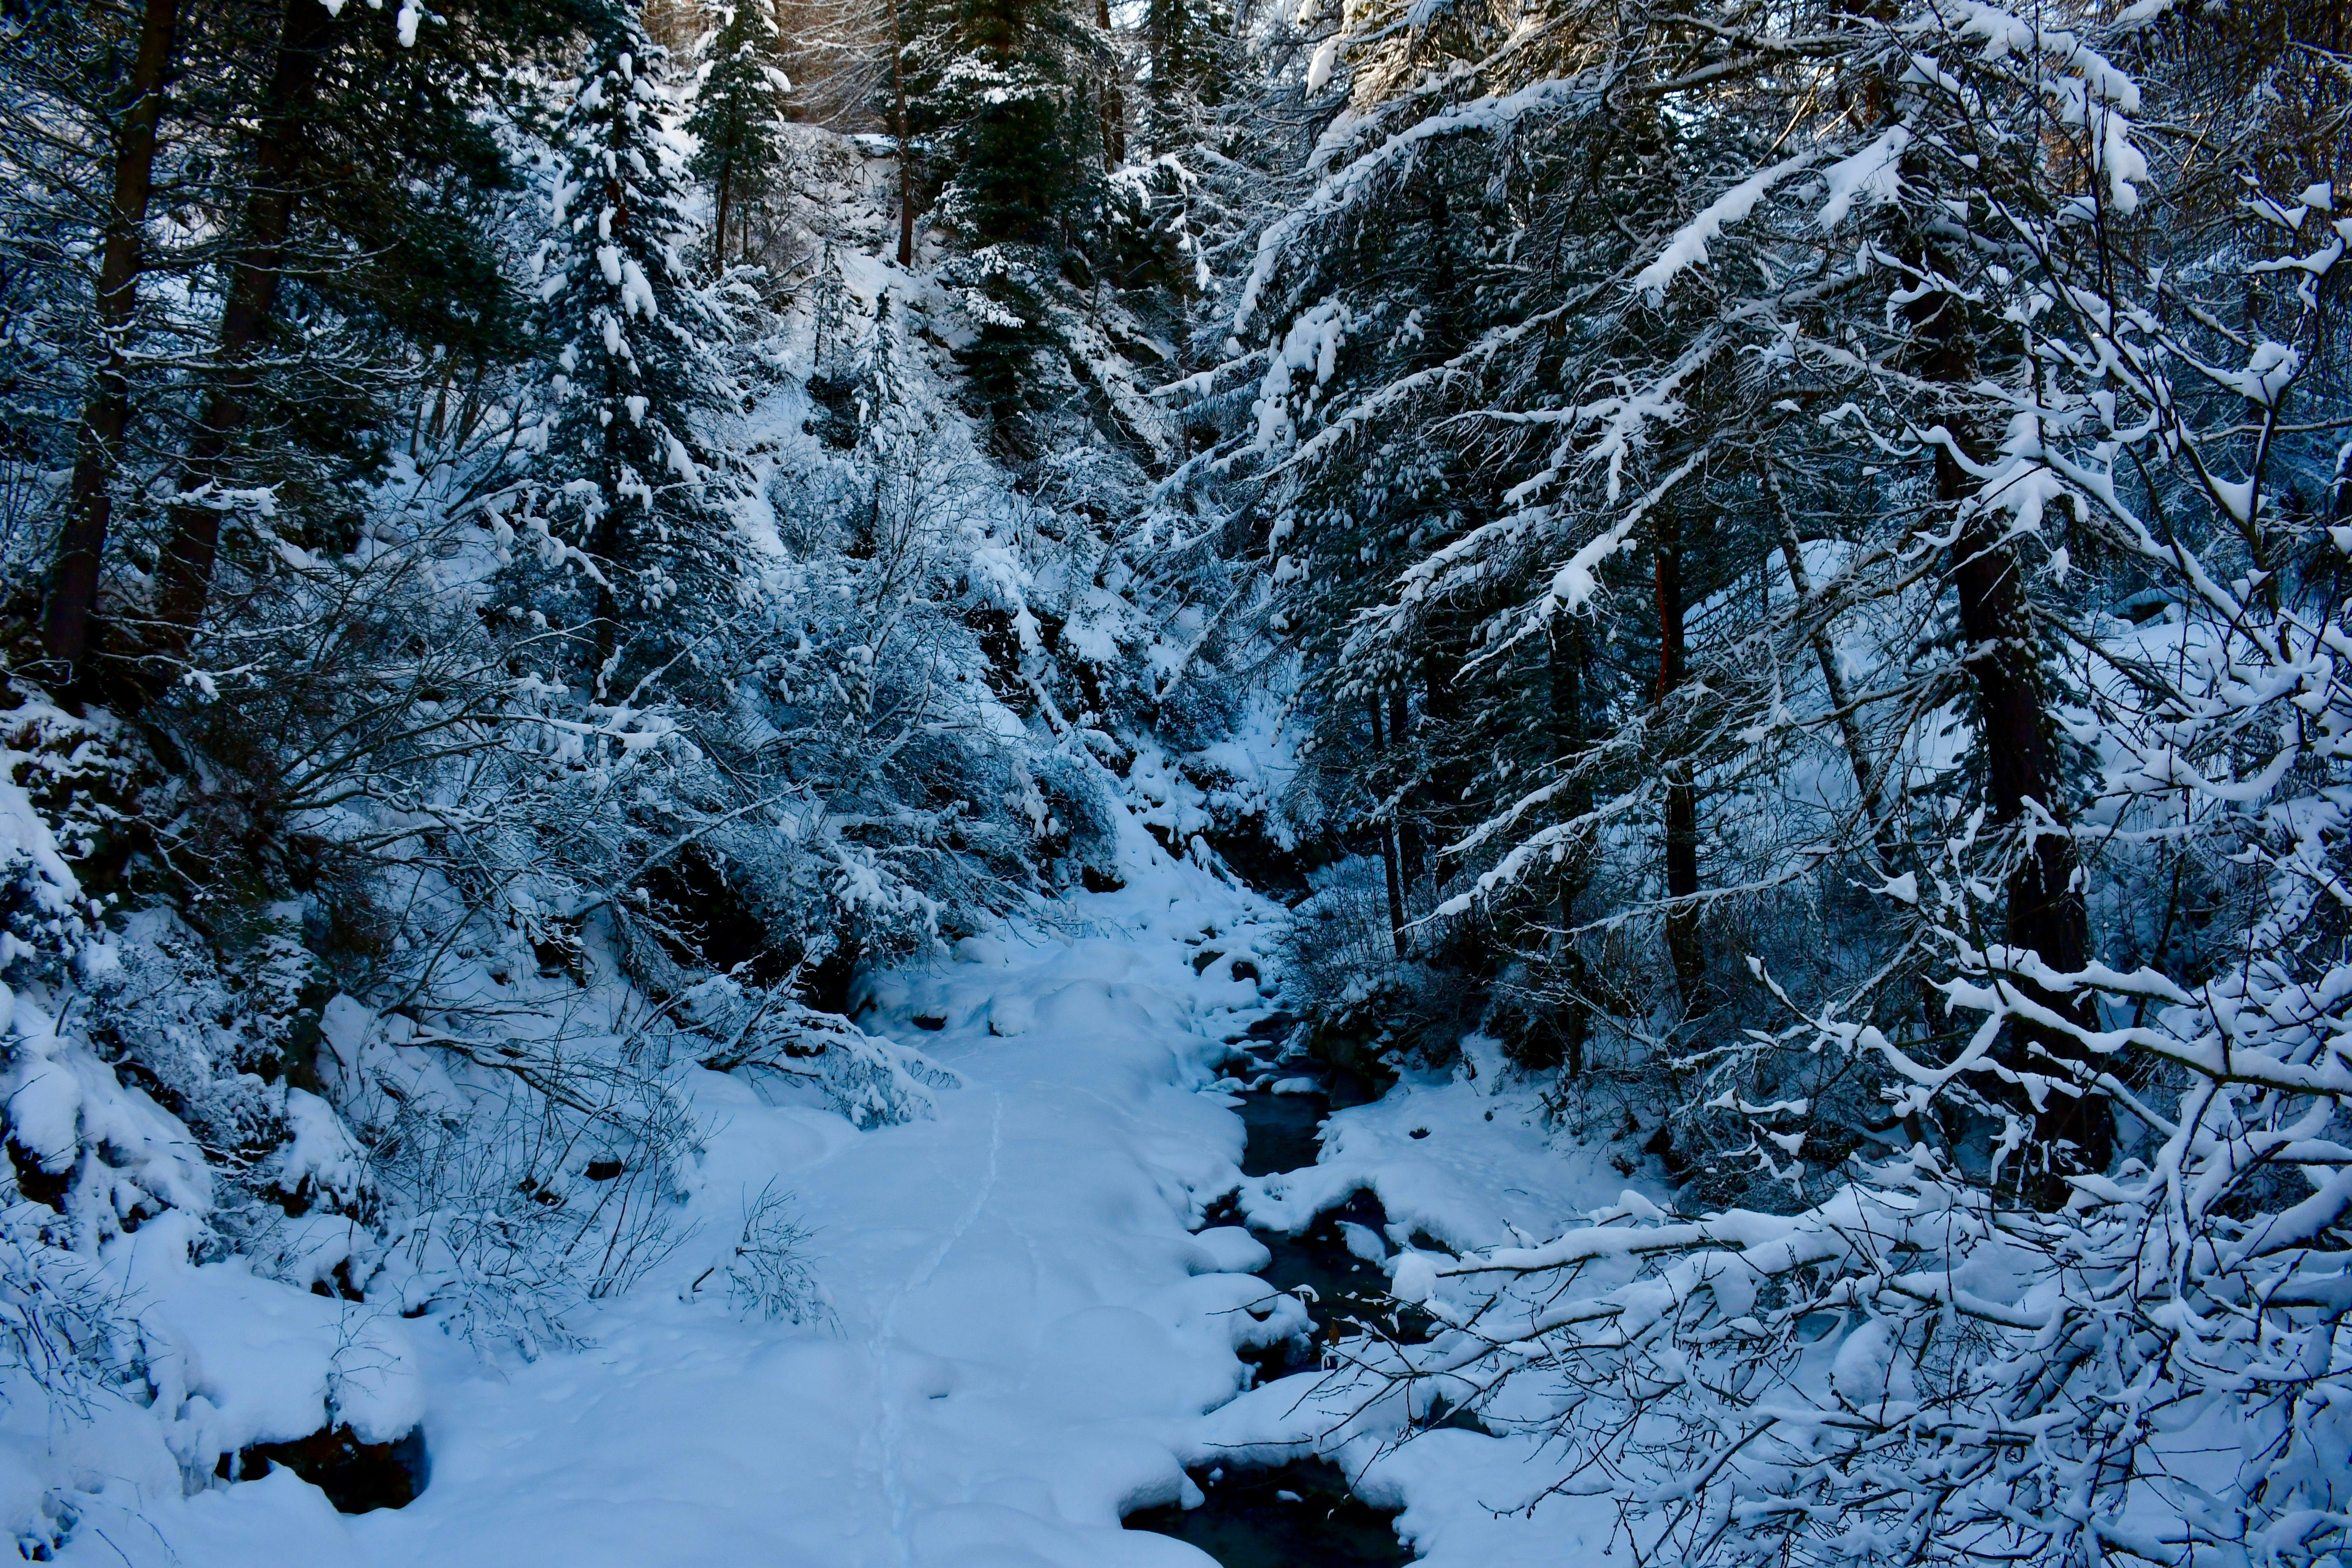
{"left": 1, "top": 0, "right": 2347, "bottom": 1559}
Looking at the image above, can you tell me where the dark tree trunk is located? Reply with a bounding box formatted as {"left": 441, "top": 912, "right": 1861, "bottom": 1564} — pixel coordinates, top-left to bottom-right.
{"left": 1095, "top": 0, "right": 1125, "bottom": 169}
{"left": 1144, "top": 0, "right": 1182, "bottom": 146}
{"left": 1388, "top": 682, "right": 1421, "bottom": 895}
{"left": 1654, "top": 504, "right": 1703, "bottom": 1005}
{"left": 591, "top": 84, "right": 638, "bottom": 688}
{"left": 1550, "top": 617, "right": 1593, "bottom": 1075}
{"left": 711, "top": 166, "right": 733, "bottom": 279}
{"left": 1417, "top": 610, "right": 1478, "bottom": 905}
{"left": 887, "top": 0, "right": 915, "bottom": 267}
{"left": 1943, "top": 444, "right": 2111, "bottom": 1177}
{"left": 151, "top": 0, "right": 338, "bottom": 651}
{"left": 592, "top": 437, "right": 625, "bottom": 684}
{"left": 1370, "top": 696, "right": 1407, "bottom": 959}
{"left": 44, "top": 0, "right": 182, "bottom": 672}
{"left": 1919, "top": 294, "right": 2113, "bottom": 1185}
{"left": 1423, "top": 172, "right": 1456, "bottom": 357}
{"left": 1379, "top": 825, "right": 1408, "bottom": 960}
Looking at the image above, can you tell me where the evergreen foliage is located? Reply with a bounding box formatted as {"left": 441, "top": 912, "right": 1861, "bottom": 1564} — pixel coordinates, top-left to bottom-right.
{"left": 902, "top": 0, "right": 1112, "bottom": 446}
{"left": 685, "top": 0, "right": 792, "bottom": 273}
{"left": 2, "top": 0, "right": 2349, "bottom": 1556}
{"left": 532, "top": 15, "right": 745, "bottom": 686}
{"left": 1166, "top": 0, "right": 2347, "bottom": 1186}
{"left": 1137, "top": 0, "right": 1233, "bottom": 153}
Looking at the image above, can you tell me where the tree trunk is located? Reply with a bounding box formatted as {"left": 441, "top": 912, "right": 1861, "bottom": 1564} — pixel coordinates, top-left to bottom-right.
{"left": 44, "top": 0, "right": 182, "bottom": 673}
{"left": 711, "top": 165, "right": 733, "bottom": 279}
{"left": 1144, "top": 0, "right": 1180, "bottom": 148}
{"left": 1095, "top": 0, "right": 1125, "bottom": 169}
{"left": 591, "top": 71, "right": 639, "bottom": 688}
{"left": 887, "top": 0, "right": 915, "bottom": 268}
{"left": 1550, "top": 617, "right": 1593, "bottom": 1075}
{"left": 592, "top": 311, "right": 625, "bottom": 684}
{"left": 151, "top": 0, "right": 338, "bottom": 652}
{"left": 1417, "top": 611, "right": 1477, "bottom": 906}
{"left": 1370, "top": 696, "right": 1407, "bottom": 959}
{"left": 1388, "top": 682, "right": 1421, "bottom": 896}
{"left": 1423, "top": 172, "right": 1456, "bottom": 358}
{"left": 1919, "top": 294, "right": 2112, "bottom": 1185}
{"left": 1654, "top": 503, "right": 1703, "bottom": 1006}
{"left": 1944, "top": 444, "right": 2111, "bottom": 1178}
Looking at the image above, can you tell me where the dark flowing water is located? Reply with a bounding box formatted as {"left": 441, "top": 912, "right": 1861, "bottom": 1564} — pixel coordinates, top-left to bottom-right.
{"left": 1236, "top": 1089, "right": 1325, "bottom": 1178}
{"left": 1124, "top": 1459, "right": 1412, "bottom": 1568}
{"left": 1121, "top": 1044, "right": 1417, "bottom": 1563}
{"left": 1222, "top": 1060, "right": 1437, "bottom": 1366}
{"left": 1203, "top": 1184, "right": 1420, "bottom": 1375}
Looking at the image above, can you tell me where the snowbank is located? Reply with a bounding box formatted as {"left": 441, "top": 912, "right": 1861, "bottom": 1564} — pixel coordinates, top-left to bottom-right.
{"left": 54, "top": 827, "right": 1305, "bottom": 1565}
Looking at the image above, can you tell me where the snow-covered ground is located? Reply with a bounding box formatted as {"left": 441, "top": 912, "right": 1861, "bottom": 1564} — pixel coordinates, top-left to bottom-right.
{"left": 44, "top": 825, "right": 1632, "bottom": 1567}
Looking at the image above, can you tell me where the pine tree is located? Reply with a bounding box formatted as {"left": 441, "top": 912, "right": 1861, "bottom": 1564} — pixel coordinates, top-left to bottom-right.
{"left": 29, "top": 0, "right": 181, "bottom": 674}
{"left": 534, "top": 11, "right": 744, "bottom": 690}
{"left": 118, "top": 0, "right": 574, "bottom": 666}
{"left": 903, "top": 0, "right": 1111, "bottom": 447}
{"left": 686, "top": 0, "right": 791, "bottom": 274}
{"left": 1138, "top": 0, "right": 1233, "bottom": 156}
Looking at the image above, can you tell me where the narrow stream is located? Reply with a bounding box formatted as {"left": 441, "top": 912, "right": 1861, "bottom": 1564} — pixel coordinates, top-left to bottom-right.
{"left": 1123, "top": 1459, "right": 1411, "bottom": 1568}
{"left": 1122, "top": 1029, "right": 1417, "bottom": 1565}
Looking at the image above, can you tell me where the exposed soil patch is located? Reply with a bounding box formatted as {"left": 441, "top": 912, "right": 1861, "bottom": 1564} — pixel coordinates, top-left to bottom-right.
{"left": 220, "top": 1424, "right": 428, "bottom": 1513}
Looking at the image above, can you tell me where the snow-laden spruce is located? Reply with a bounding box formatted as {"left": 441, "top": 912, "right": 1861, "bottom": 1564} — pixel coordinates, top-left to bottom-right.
{"left": 1173, "top": 1, "right": 2352, "bottom": 1562}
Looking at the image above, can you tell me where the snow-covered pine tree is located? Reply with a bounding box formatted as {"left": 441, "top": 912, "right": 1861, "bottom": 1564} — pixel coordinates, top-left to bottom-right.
{"left": 1093, "top": 0, "right": 1243, "bottom": 366}
{"left": 902, "top": 0, "right": 1113, "bottom": 449}
{"left": 686, "top": 0, "right": 792, "bottom": 274}
{"left": 534, "top": 8, "right": 746, "bottom": 691}
{"left": 17, "top": 0, "right": 181, "bottom": 674}
{"left": 1136, "top": 0, "right": 1235, "bottom": 156}
{"left": 1154, "top": 3, "right": 2352, "bottom": 1560}
{"left": 1171, "top": 0, "right": 2347, "bottom": 1204}
{"left": 1167, "top": 2, "right": 1712, "bottom": 1072}
{"left": 133, "top": 0, "right": 575, "bottom": 666}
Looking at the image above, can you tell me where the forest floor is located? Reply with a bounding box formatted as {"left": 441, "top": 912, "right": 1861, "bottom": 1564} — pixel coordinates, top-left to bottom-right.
{"left": 94, "top": 815, "right": 1636, "bottom": 1567}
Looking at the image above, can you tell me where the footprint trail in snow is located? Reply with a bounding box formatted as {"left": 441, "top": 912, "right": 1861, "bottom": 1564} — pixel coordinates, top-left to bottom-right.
{"left": 117, "top": 826, "right": 1639, "bottom": 1568}
{"left": 137, "top": 834, "right": 1295, "bottom": 1568}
